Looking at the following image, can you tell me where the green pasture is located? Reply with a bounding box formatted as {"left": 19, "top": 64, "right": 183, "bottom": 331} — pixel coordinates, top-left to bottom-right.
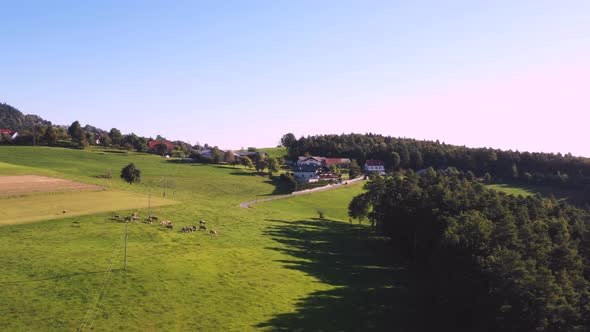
{"left": 487, "top": 183, "right": 581, "bottom": 202}
{"left": 258, "top": 147, "right": 288, "bottom": 159}
{"left": 486, "top": 184, "right": 535, "bottom": 197}
{"left": 0, "top": 146, "right": 417, "bottom": 331}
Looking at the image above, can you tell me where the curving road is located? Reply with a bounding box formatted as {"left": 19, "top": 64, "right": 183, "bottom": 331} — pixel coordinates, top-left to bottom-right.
{"left": 239, "top": 176, "right": 365, "bottom": 208}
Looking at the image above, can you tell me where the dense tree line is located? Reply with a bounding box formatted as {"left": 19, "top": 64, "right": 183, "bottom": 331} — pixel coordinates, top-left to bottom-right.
{"left": 283, "top": 133, "right": 590, "bottom": 190}
{"left": 350, "top": 170, "right": 590, "bottom": 331}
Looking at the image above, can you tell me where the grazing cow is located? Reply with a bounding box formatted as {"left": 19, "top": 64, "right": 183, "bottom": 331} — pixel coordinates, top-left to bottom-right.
{"left": 192, "top": 225, "right": 197, "bottom": 231}
{"left": 114, "top": 215, "right": 121, "bottom": 221}
{"left": 199, "top": 225, "right": 207, "bottom": 231}
{"left": 166, "top": 224, "right": 173, "bottom": 230}
{"left": 124, "top": 216, "right": 132, "bottom": 222}
{"left": 210, "top": 230, "right": 217, "bottom": 236}
{"left": 183, "top": 226, "right": 195, "bottom": 233}
{"left": 160, "top": 220, "right": 172, "bottom": 226}
{"left": 199, "top": 220, "right": 206, "bottom": 226}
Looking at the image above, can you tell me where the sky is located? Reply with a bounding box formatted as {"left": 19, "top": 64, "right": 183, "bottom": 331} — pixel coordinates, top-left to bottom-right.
{"left": 1, "top": 1, "right": 589, "bottom": 156}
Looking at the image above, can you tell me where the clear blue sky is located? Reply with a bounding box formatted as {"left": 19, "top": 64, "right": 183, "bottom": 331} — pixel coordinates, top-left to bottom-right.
{"left": 1, "top": 1, "right": 589, "bottom": 155}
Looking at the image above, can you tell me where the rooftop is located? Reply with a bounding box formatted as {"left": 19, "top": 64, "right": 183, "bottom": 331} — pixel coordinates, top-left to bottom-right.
{"left": 365, "top": 160, "right": 385, "bottom": 166}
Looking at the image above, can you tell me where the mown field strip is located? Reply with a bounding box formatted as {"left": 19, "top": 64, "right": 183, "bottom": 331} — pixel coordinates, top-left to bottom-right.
{"left": 0, "top": 190, "right": 176, "bottom": 225}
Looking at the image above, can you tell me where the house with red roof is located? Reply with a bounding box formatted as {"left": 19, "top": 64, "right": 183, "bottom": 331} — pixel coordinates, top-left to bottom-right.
{"left": 324, "top": 158, "right": 351, "bottom": 166}
{"left": 148, "top": 140, "right": 174, "bottom": 151}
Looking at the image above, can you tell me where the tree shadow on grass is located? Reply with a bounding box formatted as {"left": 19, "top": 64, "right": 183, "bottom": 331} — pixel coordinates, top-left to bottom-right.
{"left": 257, "top": 219, "right": 423, "bottom": 332}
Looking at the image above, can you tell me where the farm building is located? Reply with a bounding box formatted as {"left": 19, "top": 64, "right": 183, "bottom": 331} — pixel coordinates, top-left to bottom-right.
{"left": 297, "top": 156, "right": 324, "bottom": 166}
{"left": 364, "top": 160, "right": 385, "bottom": 175}
{"left": 292, "top": 164, "right": 321, "bottom": 183}
{"left": 324, "top": 158, "right": 351, "bottom": 166}
{"left": 297, "top": 156, "right": 351, "bottom": 167}
{"left": 148, "top": 140, "right": 174, "bottom": 150}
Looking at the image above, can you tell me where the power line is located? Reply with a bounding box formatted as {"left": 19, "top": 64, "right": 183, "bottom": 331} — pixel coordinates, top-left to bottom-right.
{"left": 77, "top": 232, "right": 125, "bottom": 332}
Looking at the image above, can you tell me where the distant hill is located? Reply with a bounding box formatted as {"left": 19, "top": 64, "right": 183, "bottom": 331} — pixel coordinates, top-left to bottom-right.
{"left": 0, "top": 103, "right": 51, "bottom": 132}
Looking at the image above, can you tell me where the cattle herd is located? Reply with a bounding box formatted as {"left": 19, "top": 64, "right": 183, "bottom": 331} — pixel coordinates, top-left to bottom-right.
{"left": 112, "top": 213, "right": 218, "bottom": 236}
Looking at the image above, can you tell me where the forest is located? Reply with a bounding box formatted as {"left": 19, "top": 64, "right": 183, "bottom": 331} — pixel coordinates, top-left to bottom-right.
{"left": 283, "top": 133, "right": 590, "bottom": 191}
{"left": 350, "top": 170, "right": 590, "bottom": 331}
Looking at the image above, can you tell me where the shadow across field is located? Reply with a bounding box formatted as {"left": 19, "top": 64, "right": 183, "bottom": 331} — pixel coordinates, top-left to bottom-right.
{"left": 257, "top": 219, "right": 422, "bottom": 331}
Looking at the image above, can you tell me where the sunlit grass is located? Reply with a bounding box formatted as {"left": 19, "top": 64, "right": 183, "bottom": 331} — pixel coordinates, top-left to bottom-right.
{"left": 0, "top": 146, "right": 415, "bottom": 331}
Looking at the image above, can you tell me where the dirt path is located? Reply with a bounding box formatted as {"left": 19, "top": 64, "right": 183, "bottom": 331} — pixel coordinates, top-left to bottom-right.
{"left": 239, "top": 177, "right": 365, "bottom": 208}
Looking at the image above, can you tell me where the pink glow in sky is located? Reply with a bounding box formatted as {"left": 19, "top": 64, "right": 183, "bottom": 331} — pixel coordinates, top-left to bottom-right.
{"left": 3, "top": 2, "right": 590, "bottom": 157}
{"left": 316, "top": 58, "right": 590, "bottom": 157}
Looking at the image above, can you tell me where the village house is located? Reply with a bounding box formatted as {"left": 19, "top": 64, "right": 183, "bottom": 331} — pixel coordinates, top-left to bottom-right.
{"left": 324, "top": 158, "right": 351, "bottom": 167}
{"left": 297, "top": 156, "right": 324, "bottom": 166}
{"left": 297, "top": 156, "right": 351, "bottom": 167}
{"left": 364, "top": 160, "right": 385, "bottom": 175}
{"left": 292, "top": 164, "right": 321, "bottom": 183}
{"left": 148, "top": 140, "right": 174, "bottom": 151}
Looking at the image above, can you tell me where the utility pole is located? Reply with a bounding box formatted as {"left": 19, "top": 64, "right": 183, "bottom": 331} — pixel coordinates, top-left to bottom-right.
{"left": 163, "top": 166, "right": 168, "bottom": 198}
{"left": 124, "top": 222, "right": 128, "bottom": 271}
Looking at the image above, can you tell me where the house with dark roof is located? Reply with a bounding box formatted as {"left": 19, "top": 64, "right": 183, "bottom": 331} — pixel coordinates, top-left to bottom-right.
{"left": 292, "top": 164, "right": 321, "bottom": 183}
{"left": 364, "top": 160, "right": 385, "bottom": 175}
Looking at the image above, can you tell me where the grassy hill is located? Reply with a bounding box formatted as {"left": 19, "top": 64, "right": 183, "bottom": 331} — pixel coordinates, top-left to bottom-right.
{"left": 258, "top": 147, "right": 287, "bottom": 159}
{"left": 0, "top": 146, "right": 416, "bottom": 331}
{"left": 487, "top": 183, "right": 585, "bottom": 203}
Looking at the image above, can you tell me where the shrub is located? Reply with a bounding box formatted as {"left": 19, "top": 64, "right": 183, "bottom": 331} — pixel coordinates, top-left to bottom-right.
{"left": 120, "top": 163, "right": 141, "bottom": 184}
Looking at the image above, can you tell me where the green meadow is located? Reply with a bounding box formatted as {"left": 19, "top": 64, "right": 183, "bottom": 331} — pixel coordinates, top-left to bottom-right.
{"left": 487, "top": 183, "right": 582, "bottom": 202}
{"left": 0, "top": 146, "right": 417, "bottom": 331}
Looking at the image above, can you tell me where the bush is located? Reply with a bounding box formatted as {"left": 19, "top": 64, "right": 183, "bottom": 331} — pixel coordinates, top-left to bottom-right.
{"left": 120, "top": 163, "right": 141, "bottom": 184}
{"left": 280, "top": 173, "right": 297, "bottom": 192}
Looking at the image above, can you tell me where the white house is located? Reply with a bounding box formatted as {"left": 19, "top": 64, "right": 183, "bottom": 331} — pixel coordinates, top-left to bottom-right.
{"left": 364, "top": 160, "right": 385, "bottom": 175}
{"left": 292, "top": 165, "right": 321, "bottom": 183}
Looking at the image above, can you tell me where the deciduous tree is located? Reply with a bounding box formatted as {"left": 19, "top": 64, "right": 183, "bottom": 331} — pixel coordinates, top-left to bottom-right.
{"left": 120, "top": 163, "right": 141, "bottom": 184}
